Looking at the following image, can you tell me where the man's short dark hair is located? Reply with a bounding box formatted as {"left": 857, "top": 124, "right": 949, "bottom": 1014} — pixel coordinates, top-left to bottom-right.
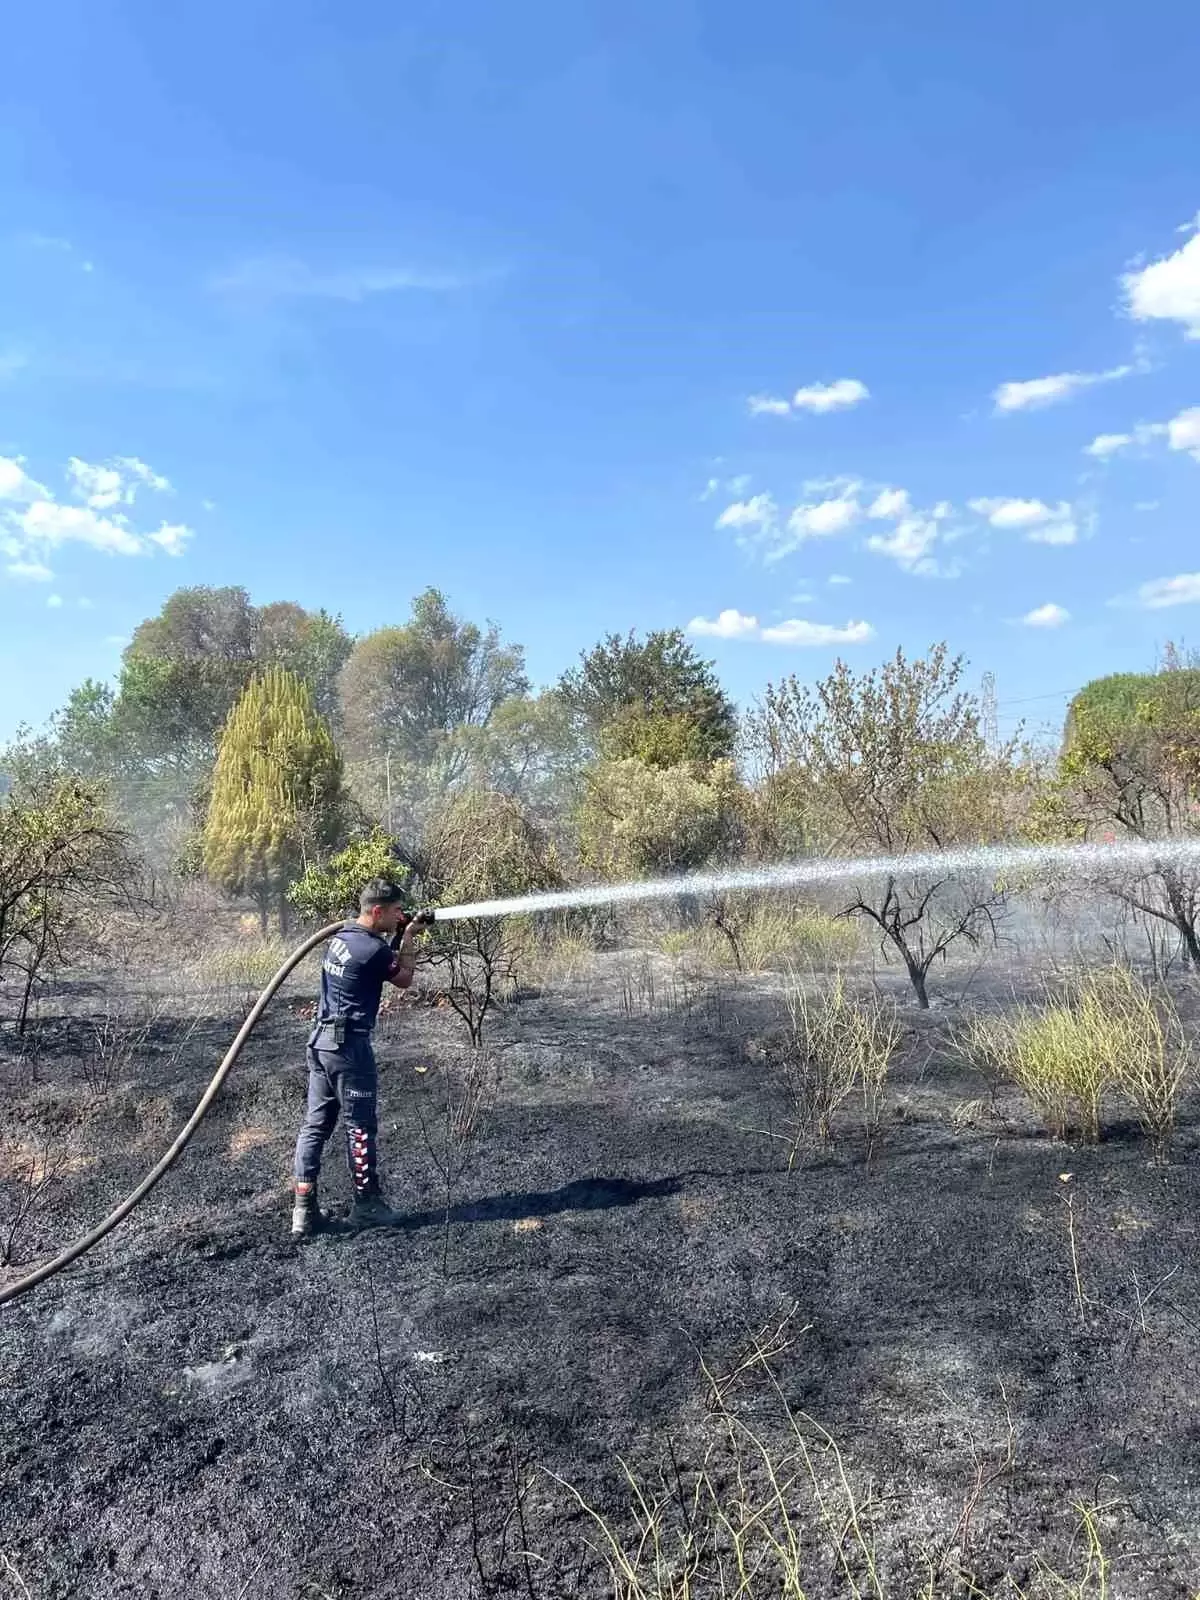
{"left": 359, "top": 878, "right": 405, "bottom": 912}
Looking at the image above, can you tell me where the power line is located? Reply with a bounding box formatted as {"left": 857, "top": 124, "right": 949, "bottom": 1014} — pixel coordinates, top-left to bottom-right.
{"left": 996, "top": 688, "right": 1077, "bottom": 710}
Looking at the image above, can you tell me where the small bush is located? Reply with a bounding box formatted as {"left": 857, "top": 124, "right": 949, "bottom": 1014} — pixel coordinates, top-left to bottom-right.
{"left": 756, "top": 974, "right": 900, "bottom": 1164}
{"left": 750, "top": 905, "right": 860, "bottom": 971}
{"left": 288, "top": 829, "right": 410, "bottom": 924}
{"left": 965, "top": 967, "right": 1194, "bottom": 1155}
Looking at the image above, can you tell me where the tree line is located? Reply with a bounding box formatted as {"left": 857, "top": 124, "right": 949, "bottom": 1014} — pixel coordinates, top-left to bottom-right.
{"left": 2, "top": 583, "right": 1199, "bottom": 1013}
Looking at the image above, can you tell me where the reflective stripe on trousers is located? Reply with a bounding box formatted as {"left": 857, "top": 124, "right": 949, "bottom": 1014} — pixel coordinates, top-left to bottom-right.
{"left": 293, "top": 1031, "right": 379, "bottom": 1193}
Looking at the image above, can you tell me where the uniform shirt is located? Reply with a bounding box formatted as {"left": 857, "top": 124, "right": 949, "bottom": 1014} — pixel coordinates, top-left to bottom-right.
{"left": 316, "top": 921, "right": 400, "bottom": 1033}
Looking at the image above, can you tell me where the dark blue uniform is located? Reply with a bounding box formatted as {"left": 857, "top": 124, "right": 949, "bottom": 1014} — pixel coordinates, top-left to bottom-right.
{"left": 293, "top": 922, "right": 400, "bottom": 1196}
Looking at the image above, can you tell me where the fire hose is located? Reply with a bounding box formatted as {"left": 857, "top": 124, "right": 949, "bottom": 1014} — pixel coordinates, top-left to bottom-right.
{"left": 0, "top": 921, "right": 346, "bottom": 1309}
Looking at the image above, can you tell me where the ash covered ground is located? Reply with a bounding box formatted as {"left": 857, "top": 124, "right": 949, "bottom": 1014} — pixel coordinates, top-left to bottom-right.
{"left": 2, "top": 929, "right": 1200, "bottom": 1599}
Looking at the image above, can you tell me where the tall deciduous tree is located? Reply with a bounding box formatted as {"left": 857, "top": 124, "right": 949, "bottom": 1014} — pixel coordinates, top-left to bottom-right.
{"left": 558, "top": 629, "right": 737, "bottom": 764}
{"left": 120, "top": 587, "right": 352, "bottom": 764}
{"left": 203, "top": 668, "right": 344, "bottom": 933}
{"left": 747, "top": 645, "right": 1023, "bottom": 1007}
{"left": 452, "top": 692, "right": 586, "bottom": 832}
{"left": 1044, "top": 653, "right": 1200, "bottom": 964}
{"left": 254, "top": 602, "right": 353, "bottom": 726}
{"left": 337, "top": 589, "right": 528, "bottom": 821}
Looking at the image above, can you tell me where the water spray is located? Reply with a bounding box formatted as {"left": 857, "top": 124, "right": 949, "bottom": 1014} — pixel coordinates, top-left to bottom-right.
{"left": 430, "top": 837, "right": 1200, "bottom": 924}
{"left": 5, "top": 834, "right": 1199, "bottom": 1308}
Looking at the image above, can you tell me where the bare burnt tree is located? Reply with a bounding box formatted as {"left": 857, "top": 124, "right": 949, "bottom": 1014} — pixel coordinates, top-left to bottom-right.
{"left": 746, "top": 644, "right": 1024, "bottom": 1008}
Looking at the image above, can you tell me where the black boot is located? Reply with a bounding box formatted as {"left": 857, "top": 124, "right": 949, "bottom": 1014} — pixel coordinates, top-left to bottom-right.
{"left": 291, "top": 1181, "right": 344, "bottom": 1238}
{"left": 349, "top": 1180, "right": 404, "bottom": 1229}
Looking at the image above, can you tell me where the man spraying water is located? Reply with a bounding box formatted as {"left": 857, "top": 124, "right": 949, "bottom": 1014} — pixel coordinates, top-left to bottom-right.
{"left": 291, "top": 879, "right": 434, "bottom": 1236}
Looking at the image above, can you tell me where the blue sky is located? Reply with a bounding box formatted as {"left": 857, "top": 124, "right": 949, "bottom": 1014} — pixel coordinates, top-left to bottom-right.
{"left": 2, "top": 0, "right": 1199, "bottom": 749}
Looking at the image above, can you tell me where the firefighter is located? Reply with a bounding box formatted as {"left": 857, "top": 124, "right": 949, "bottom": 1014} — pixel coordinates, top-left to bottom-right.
{"left": 291, "top": 879, "right": 433, "bottom": 1236}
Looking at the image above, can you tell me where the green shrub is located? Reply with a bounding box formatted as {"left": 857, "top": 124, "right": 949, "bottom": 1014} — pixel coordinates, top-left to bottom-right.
{"left": 288, "top": 828, "right": 410, "bottom": 924}
{"left": 965, "top": 967, "right": 1194, "bottom": 1154}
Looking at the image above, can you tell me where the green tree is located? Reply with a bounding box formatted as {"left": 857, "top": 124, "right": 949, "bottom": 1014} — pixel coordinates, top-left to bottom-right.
{"left": 452, "top": 691, "right": 586, "bottom": 831}
{"left": 558, "top": 629, "right": 737, "bottom": 764}
{"left": 576, "top": 758, "right": 745, "bottom": 880}
{"left": 1047, "top": 655, "right": 1200, "bottom": 964}
{"left": 0, "top": 766, "right": 133, "bottom": 1030}
{"left": 121, "top": 586, "right": 259, "bottom": 762}
{"left": 255, "top": 602, "right": 353, "bottom": 726}
{"left": 747, "top": 645, "right": 1023, "bottom": 1008}
{"left": 203, "top": 668, "right": 345, "bottom": 933}
{"left": 50, "top": 681, "right": 121, "bottom": 777}
{"left": 337, "top": 588, "right": 529, "bottom": 822}
{"left": 119, "top": 587, "right": 353, "bottom": 765}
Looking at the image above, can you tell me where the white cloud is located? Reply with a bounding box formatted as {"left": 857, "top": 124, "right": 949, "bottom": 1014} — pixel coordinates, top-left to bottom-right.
{"left": 686, "top": 608, "right": 761, "bottom": 639}
{"left": 211, "top": 256, "right": 472, "bottom": 301}
{"left": 1084, "top": 432, "right": 1133, "bottom": 458}
{"left": 148, "top": 522, "right": 193, "bottom": 556}
{"left": 686, "top": 610, "right": 873, "bottom": 647}
{"left": 1165, "top": 406, "right": 1200, "bottom": 460}
{"left": 716, "top": 494, "right": 778, "bottom": 533}
{"left": 67, "top": 458, "right": 124, "bottom": 509}
{"left": 147, "top": 524, "right": 192, "bottom": 556}
{"left": 866, "top": 516, "right": 939, "bottom": 572}
{"left": 1021, "top": 603, "right": 1070, "bottom": 628}
{"left": 727, "top": 473, "right": 752, "bottom": 495}
{"left": 1, "top": 449, "right": 191, "bottom": 589}
{"left": 0, "top": 456, "right": 50, "bottom": 504}
{"left": 747, "top": 395, "right": 792, "bottom": 417}
{"left": 1124, "top": 228, "right": 1200, "bottom": 338}
{"left": 105, "top": 634, "right": 130, "bottom": 647}
{"left": 969, "top": 497, "right": 1052, "bottom": 529}
{"left": 46, "top": 594, "right": 63, "bottom": 608}
{"left": 1135, "top": 573, "right": 1200, "bottom": 609}
{"left": 969, "top": 497, "right": 1077, "bottom": 543}
{"left": 116, "top": 456, "right": 172, "bottom": 493}
{"left": 18, "top": 500, "right": 144, "bottom": 557}
{"left": 828, "top": 573, "right": 852, "bottom": 585}
{"left": 789, "top": 495, "right": 860, "bottom": 539}
{"left": 68, "top": 455, "right": 171, "bottom": 509}
{"left": 202, "top": 499, "right": 217, "bottom": 512}
{"left": 867, "top": 487, "right": 910, "bottom": 520}
{"left": 1026, "top": 521, "right": 1079, "bottom": 546}
{"left": 791, "top": 378, "right": 870, "bottom": 414}
{"left": 992, "top": 365, "right": 1132, "bottom": 413}
{"left": 760, "top": 617, "right": 874, "bottom": 646}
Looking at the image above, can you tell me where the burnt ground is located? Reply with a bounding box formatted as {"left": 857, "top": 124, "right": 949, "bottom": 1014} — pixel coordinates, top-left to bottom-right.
{"left": 2, "top": 943, "right": 1200, "bottom": 1599}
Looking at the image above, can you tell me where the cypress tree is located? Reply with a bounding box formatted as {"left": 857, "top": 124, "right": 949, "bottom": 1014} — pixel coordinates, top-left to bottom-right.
{"left": 203, "top": 667, "right": 344, "bottom": 933}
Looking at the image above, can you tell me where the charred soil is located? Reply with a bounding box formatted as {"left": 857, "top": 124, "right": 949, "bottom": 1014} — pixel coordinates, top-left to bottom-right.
{"left": 2, "top": 950, "right": 1199, "bottom": 1598}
